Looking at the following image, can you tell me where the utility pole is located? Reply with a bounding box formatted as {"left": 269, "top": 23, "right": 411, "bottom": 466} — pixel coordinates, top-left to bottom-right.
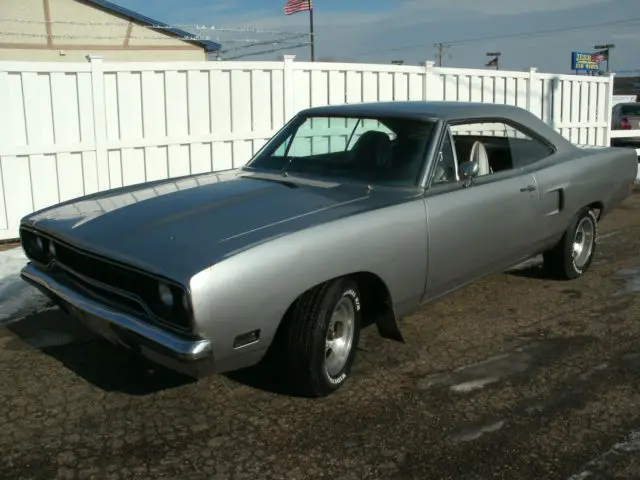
{"left": 594, "top": 43, "right": 615, "bottom": 73}
{"left": 434, "top": 43, "right": 449, "bottom": 67}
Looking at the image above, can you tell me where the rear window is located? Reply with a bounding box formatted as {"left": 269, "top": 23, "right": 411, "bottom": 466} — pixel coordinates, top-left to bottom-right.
{"left": 621, "top": 105, "right": 640, "bottom": 116}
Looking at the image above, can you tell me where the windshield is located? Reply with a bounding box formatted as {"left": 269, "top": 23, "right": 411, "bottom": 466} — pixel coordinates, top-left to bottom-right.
{"left": 245, "top": 115, "right": 438, "bottom": 187}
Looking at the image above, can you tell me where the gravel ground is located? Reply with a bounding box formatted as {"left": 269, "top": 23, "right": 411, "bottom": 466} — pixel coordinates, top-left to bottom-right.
{"left": 1, "top": 193, "right": 640, "bottom": 480}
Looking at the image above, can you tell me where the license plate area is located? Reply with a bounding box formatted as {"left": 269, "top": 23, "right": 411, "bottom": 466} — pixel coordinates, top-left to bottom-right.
{"left": 68, "top": 304, "right": 131, "bottom": 349}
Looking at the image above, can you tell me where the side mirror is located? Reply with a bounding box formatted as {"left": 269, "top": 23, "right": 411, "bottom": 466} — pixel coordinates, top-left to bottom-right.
{"left": 459, "top": 161, "right": 479, "bottom": 187}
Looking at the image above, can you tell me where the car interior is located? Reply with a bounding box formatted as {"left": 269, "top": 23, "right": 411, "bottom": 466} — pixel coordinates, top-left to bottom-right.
{"left": 453, "top": 134, "right": 512, "bottom": 173}
{"left": 450, "top": 130, "right": 554, "bottom": 175}
{"left": 249, "top": 118, "right": 554, "bottom": 187}
{"left": 257, "top": 117, "right": 435, "bottom": 186}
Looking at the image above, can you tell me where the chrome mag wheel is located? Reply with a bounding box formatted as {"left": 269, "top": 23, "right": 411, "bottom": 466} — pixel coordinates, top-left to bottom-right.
{"left": 572, "top": 216, "right": 595, "bottom": 269}
{"left": 324, "top": 295, "right": 356, "bottom": 378}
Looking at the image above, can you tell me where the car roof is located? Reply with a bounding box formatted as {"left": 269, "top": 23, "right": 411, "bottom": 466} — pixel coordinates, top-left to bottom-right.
{"left": 298, "top": 101, "right": 576, "bottom": 151}
{"left": 299, "top": 101, "right": 533, "bottom": 121}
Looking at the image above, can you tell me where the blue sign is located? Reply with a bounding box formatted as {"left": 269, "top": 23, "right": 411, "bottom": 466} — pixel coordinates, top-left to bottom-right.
{"left": 571, "top": 52, "right": 601, "bottom": 73}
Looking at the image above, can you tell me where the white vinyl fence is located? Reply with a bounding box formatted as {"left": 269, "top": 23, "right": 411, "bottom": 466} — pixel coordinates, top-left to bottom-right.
{"left": 0, "top": 55, "right": 616, "bottom": 240}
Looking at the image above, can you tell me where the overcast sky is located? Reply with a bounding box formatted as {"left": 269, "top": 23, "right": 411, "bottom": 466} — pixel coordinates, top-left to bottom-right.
{"left": 117, "top": 0, "right": 639, "bottom": 73}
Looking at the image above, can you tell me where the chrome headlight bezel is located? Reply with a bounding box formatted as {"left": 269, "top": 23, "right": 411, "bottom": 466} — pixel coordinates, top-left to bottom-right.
{"left": 158, "top": 282, "right": 174, "bottom": 307}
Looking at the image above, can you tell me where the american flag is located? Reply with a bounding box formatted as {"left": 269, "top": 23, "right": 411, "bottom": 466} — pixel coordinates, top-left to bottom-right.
{"left": 590, "top": 50, "right": 608, "bottom": 63}
{"left": 284, "top": 0, "right": 313, "bottom": 15}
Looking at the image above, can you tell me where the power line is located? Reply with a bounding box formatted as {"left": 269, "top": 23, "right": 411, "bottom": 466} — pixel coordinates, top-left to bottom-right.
{"left": 0, "top": 31, "right": 206, "bottom": 41}
{"left": 443, "top": 18, "right": 640, "bottom": 45}
{"left": 219, "top": 39, "right": 311, "bottom": 54}
{"left": 224, "top": 43, "right": 309, "bottom": 60}
{"left": 352, "top": 17, "right": 640, "bottom": 58}
{"left": 0, "top": 18, "right": 307, "bottom": 37}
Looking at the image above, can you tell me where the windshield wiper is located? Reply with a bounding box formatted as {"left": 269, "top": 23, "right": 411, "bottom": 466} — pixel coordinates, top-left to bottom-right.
{"left": 241, "top": 174, "right": 298, "bottom": 189}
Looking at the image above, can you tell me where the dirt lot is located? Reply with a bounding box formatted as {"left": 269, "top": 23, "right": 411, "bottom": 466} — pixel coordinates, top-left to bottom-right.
{"left": 1, "top": 193, "right": 640, "bottom": 480}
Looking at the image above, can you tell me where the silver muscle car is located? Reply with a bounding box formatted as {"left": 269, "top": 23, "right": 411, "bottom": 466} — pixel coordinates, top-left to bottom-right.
{"left": 19, "top": 101, "right": 638, "bottom": 397}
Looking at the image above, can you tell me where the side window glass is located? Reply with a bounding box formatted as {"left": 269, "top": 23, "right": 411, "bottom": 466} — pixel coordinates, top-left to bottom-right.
{"left": 432, "top": 130, "right": 458, "bottom": 184}
{"left": 505, "top": 124, "right": 554, "bottom": 168}
{"left": 450, "top": 120, "right": 553, "bottom": 173}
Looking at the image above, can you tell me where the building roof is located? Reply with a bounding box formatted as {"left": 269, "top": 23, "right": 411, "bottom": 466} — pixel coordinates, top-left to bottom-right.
{"left": 78, "top": 0, "right": 221, "bottom": 52}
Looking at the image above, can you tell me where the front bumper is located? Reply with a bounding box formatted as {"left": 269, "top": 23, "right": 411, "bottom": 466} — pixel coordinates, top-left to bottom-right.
{"left": 20, "top": 263, "right": 214, "bottom": 378}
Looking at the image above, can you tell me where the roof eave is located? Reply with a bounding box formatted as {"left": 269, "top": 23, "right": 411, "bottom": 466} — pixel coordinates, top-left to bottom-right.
{"left": 76, "top": 0, "right": 221, "bottom": 52}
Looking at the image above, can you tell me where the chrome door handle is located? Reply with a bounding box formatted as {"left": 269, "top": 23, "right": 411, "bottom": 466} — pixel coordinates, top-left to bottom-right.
{"left": 520, "top": 185, "right": 537, "bottom": 192}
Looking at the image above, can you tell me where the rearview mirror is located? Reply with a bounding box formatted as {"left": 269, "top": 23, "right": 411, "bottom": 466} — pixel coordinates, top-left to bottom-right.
{"left": 459, "top": 161, "right": 479, "bottom": 187}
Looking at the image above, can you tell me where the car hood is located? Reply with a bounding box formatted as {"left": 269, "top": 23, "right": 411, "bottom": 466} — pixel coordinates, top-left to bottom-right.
{"left": 22, "top": 171, "right": 401, "bottom": 282}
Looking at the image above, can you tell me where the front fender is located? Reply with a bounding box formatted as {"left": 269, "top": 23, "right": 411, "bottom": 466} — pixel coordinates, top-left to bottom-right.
{"left": 189, "top": 198, "right": 428, "bottom": 373}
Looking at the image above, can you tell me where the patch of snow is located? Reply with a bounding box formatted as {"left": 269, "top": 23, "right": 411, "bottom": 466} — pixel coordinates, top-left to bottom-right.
{"left": 613, "top": 267, "right": 640, "bottom": 294}
{"left": 450, "top": 377, "right": 498, "bottom": 393}
{"left": 417, "top": 342, "right": 552, "bottom": 392}
{"left": 578, "top": 363, "right": 609, "bottom": 381}
{"left": 598, "top": 231, "right": 620, "bottom": 240}
{"left": 0, "top": 247, "right": 52, "bottom": 326}
{"left": 447, "top": 419, "right": 506, "bottom": 444}
{"left": 416, "top": 373, "right": 449, "bottom": 390}
{"left": 567, "top": 430, "right": 640, "bottom": 479}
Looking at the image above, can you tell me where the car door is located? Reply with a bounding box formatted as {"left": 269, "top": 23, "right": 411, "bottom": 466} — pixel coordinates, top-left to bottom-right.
{"left": 422, "top": 124, "right": 541, "bottom": 302}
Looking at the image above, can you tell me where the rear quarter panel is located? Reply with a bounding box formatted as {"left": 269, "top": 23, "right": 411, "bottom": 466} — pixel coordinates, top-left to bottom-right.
{"left": 532, "top": 146, "right": 637, "bottom": 248}
{"left": 188, "top": 198, "right": 428, "bottom": 373}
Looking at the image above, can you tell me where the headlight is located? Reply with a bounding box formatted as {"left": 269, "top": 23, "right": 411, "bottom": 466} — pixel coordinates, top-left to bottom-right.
{"left": 34, "top": 236, "right": 44, "bottom": 253}
{"left": 182, "top": 292, "right": 191, "bottom": 311}
{"left": 25, "top": 234, "right": 47, "bottom": 262}
{"left": 158, "top": 283, "right": 174, "bottom": 307}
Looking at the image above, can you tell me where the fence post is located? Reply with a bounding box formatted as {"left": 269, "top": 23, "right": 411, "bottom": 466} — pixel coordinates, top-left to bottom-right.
{"left": 527, "top": 67, "right": 539, "bottom": 116}
{"left": 283, "top": 55, "right": 296, "bottom": 122}
{"left": 86, "top": 55, "right": 109, "bottom": 191}
{"left": 551, "top": 76, "right": 562, "bottom": 134}
{"left": 423, "top": 61, "right": 435, "bottom": 101}
{"left": 604, "top": 72, "right": 616, "bottom": 147}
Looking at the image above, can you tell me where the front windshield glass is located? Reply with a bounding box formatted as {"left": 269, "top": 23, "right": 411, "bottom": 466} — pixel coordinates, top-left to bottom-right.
{"left": 245, "top": 115, "right": 438, "bottom": 187}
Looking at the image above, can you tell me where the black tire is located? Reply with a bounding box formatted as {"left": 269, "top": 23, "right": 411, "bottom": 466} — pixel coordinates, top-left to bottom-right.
{"left": 543, "top": 207, "right": 598, "bottom": 280}
{"left": 284, "top": 277, "right": 362, "bottom": 398}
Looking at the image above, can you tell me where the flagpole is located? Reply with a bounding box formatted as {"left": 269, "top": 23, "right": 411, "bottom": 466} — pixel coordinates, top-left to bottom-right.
{"left": 309, "top": 6, "right": 316, "bottom": 62}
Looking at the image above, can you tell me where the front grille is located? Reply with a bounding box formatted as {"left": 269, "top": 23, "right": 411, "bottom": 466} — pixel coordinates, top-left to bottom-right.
{"left": 58, "top": 267, "right": 148, "bottom": 319}
{"left": 54, "top": 242, "right": 159, "bottom": 309}
{"left": 20, "top": 228, "right": 194, "bottom": 334}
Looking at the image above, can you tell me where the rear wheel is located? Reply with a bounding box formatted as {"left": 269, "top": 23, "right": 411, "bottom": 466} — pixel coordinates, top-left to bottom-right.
{"left": 543, "top": 207, "right": 598, "bottom": 280}
{"left": 285, "top": 277, "right": 362, "bottom": 397}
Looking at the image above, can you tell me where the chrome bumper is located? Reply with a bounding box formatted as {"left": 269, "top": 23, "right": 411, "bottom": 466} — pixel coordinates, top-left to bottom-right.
{"left": 20, "top": 263, "right": 214, "bottom": 377}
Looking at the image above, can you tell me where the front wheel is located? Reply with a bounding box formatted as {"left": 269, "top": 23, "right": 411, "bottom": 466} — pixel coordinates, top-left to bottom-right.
{"left": 543, "top": 207, "right": 598, "bottom": 280}
{"left": 285, "top": 277, "right": 362, "bottom": 397}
